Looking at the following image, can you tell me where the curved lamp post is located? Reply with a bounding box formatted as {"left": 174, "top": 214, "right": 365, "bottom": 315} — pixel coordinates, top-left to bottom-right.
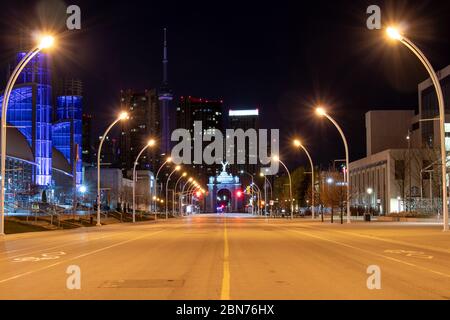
{"left": 386, "top": 26, "right": 448, "bottom": 231}
{"left": 173, "top": 172, "right": 187, "bottom": 215}
{"left": 165, "top": 165, "right": 181, "bottom": 219}
{"left": 0, "top": 35, "right": 55, "bottom": 235}
{"left": 294, "top": 139, "right": 316, "bottom": 219}
{"left": 180, "top": 178, "right": 195, "bottom": 215}
{"left": 132, "top": 139, "right": 156, "bottom": 223}
{"left": 250, "top": 183, "right": 262, "bottom": 216}
{"left": 154, "top": 157, "right": 171, "bottom": 213}
{"left": 97, "top": 112, "right": 129, "bottom": 226}
{"left": 273, "top": 156, "right": 293, "bottom": 219}
{"left": 316, "top": 107, "right": 351, "bottom": 224}
{"left": 260, "top": 172, "right": 273, "bottom": 215}
{"left": 240, "top": 170, "right": 255, "bottom": 215}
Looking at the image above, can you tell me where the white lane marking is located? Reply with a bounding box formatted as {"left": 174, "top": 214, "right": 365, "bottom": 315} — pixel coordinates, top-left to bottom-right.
{"left": 295, "top": 223, "right": 450, "bottom": 257}
{"left": 384, "top": 250, "right": 433, "bottom": 260}
{"left": 13, "top": 252, "right": 67, "bottom": 263}
{"left": 0, "top": 229, "right": 167, "bottom": 285}
{"left": 0, "top": 225, "right": 164, "bottom": 262}
{"left": 277, "top": 226, "right": 450, "bottom": 279}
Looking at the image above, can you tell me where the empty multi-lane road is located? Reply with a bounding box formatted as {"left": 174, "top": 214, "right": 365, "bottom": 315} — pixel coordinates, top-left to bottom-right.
{"left": 0, "top": 214, "right": 449, "bottom": 300}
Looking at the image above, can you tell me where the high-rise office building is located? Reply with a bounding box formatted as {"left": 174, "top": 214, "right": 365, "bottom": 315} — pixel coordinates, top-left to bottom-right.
{"left": 120, "top": 89, "right": 161, "bottom": 174}
{"left": 158, "top": 28, "right": 173, "bottom": 156}
{"left": 176, "top": 96, "right": 223, "bottom": 182}
{"left": 227, "top": 108, "right": 260, "bottom": 177}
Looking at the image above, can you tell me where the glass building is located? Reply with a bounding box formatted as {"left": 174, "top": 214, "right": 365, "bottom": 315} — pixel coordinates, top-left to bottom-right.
{"left": 0, "top": 52, "right": 53, "bottom": 186}
{"left": 52, "top": 92, "right": 83, "bottom": 185}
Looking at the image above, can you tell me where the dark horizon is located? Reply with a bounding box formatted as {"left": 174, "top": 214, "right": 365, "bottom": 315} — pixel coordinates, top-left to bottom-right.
{"left": 1, "top": 0, "right": 450, "bottom": 168}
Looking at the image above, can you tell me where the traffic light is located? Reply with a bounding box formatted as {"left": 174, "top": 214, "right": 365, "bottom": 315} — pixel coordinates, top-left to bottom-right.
{"left": 236, "top": 190, "right": 243, "bottom": 198}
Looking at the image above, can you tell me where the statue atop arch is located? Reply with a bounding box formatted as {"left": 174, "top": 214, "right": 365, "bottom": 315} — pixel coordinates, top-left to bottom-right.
{"left": 220, "top": 161, "right": 229, "bottom": 174}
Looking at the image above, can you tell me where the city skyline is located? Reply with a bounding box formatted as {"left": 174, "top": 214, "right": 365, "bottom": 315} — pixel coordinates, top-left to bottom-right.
{"left": 2, "top": 0, "right": 450, "bottom": 167}
{"left": 1, "top": 0, "right": 450, "bottom": 304}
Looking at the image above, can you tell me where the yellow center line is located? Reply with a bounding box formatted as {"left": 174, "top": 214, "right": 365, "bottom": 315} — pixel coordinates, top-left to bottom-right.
{"left": 220, "top": 216, "right": 230, "bottom": 300}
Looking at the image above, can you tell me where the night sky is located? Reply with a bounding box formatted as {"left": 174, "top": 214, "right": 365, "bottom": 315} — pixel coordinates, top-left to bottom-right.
{"left": 1, "top": 0, "right": 450, "bottom": 168}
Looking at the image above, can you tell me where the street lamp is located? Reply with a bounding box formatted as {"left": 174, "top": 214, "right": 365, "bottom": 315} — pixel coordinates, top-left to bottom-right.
{"left": 273, "top": 156, "right": 293, "bottom": 219}
{"left": 173, "top": 172, "right": 188, "bottom": 215}
{"left": 96, "top": 112, "right": 129, "bottom": 226}
{"left": 386, "top": 26, "right": 448, "bottom": 231}
{"left": 0, "top": 34, "right": 55, "bottom": 235}
{"left": 250, "top": 183, "right": 262, "bottom": 215}
{"left": 240, "top": 170, "right": 255, "bottom": 215}
{"left": 316, "top": 107, "right": 351, "bottom": 224}
{"left": 294, "top": 139, "right": 316, "bottom": 219}
{"left": 260, "top": 172, "right": 273, "bottom": 215}
{"left": 180, "top": 178, "right": 194, "bottom": 215}
{"left": 165, "top": 165, "right": 181, "bottom": 219}
{"left": 79, "top": 185, "right": 87, "bottom": 194}
{"left": 132, "top": 139, "right": 156, "bottom": 223}
{"left": 154, "top": 157, "right": 172, "bottom": 213}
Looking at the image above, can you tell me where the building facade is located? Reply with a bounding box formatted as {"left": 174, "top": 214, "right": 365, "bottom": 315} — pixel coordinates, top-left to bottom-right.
{"left": 120, "top": 89, "right": 161, "bottom": 174}
{"left": 176, "top": 96, "right": 224, "bottom": 183}
{"left": 52, "top": 79, "right": 83, "bottom": 185}
{"left": 349, "top": 65, "right": 450, "bottom": 214}
{"left": 227, "top": 108, "right": 260, "bottom": 178}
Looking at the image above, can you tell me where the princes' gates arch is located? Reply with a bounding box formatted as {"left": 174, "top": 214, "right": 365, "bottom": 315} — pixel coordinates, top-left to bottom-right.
{"left": 206, "top": 162, "right": 243, "bottom": 213}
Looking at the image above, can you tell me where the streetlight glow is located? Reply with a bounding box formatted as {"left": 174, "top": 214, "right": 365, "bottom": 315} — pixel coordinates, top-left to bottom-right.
{"left": 316, "top": 107, "right": 326, "bottom": 117}
{"left": 38, "top": 35, "right": 55, "bottom": 49}
{"left": 119, "top": 112, "right": 129, "bottom": 120}
{"left": 386, "top": 27, "right": 403, "bottom": 41}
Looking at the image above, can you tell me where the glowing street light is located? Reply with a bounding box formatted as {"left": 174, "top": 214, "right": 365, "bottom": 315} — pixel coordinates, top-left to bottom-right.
{"left": 96, "top": 112, "right": 129, "bottom": 226}
{"left": 240, "top": 170, "right": 256, "bottom": 215}
{"left": 38, "top": 35, "right": 55, "bottom": 49}
{"left": 0, "top": 33, "right": 56, "bottom": 235}
{"left": 385, "top": 25, "right": 448, "bottom": 231}
{"left": 386, "top": 27, "right": 403, "bottom": 41}
{"left": 154, "top": 157, "right": 172, "bottom": 213}
{"left": 173, "top": 172, "right": 188, "bottom": 215}
{"left": 79, "top": 185, "right": 87, "bottom": 194}
{"left": 293, "top": 139, "right": 316, "bottom": 219}
{"left": 272, "top": 156, "right": 293, "bottom": 219}
{"left": 165, "top": 165, "right": 181, "bottom": 219}
{"left": 132, "top": 139, "right": 156, "bottom": 223}
{"left": 316, "top": 106, "right": 351, "bottom": 224}
{"left": 259, "top": 172, "right": 273, "bottom": 215}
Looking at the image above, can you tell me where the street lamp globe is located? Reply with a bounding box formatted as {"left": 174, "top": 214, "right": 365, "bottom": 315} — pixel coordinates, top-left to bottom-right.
{"left": 79, "top": 185, "right": 87, "bottom": 194}
{"left": 316, "top": 107, "right": 326, "bottom": 117}
{"left": 119, "top": 112, "right": 129, "bottom": 120}
{"left": 386, "top": 27, "right": 403, "bottom": 41}
{"left": 38, "top": 35, "right": 55, "bottom": 49}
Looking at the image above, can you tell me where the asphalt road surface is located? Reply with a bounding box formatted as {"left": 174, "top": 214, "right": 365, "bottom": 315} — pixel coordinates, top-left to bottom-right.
{"left": 0, "top": 214, "right": 450, "bottom": 300}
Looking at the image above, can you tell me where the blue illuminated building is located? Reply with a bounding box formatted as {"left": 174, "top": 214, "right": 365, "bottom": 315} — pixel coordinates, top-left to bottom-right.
{"left": 0, "top": 50, "right": 83, "bottom": 209}
{"left": 52, "top": 79, "right": 83, "bottom": 185}
{"left": 0, "top": 52, "right": 53, "bottom": 186}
